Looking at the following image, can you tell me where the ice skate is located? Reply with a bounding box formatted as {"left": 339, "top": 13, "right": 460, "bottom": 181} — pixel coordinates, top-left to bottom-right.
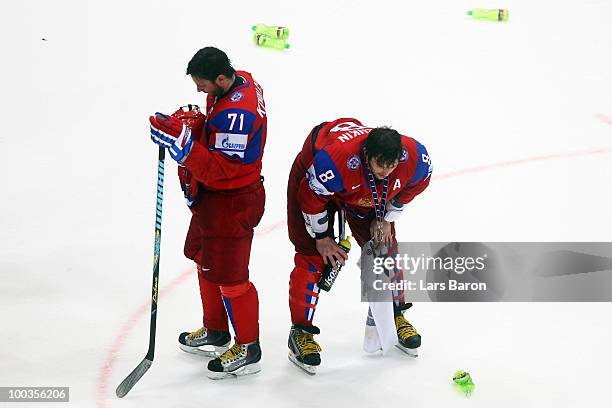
{"left": 394, "top": 314, "right": 421, "bottom": 357}
{"left": 207, "top": 340, "right": 262, "bottom": 380}
{"left": 288, "top": 324, "right": 322, "bottom": 375}
{"left": 178, "top": 327, "right": 231, "bottom": 358}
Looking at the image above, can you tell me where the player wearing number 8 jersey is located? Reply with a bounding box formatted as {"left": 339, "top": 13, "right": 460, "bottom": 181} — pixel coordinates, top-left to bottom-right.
{"left": 286, "top": 118, "right": 432, "bottom": 374}
{"left": 149, "top": 47, "right": 266, "bottom": 379}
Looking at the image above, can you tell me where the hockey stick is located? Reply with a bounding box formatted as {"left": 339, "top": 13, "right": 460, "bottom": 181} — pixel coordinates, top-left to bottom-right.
{"left": 116, "top": 146, "right": 165, "bottom": 398}
{"left": 338, "top": 209, "right": 346, "bottom": 242}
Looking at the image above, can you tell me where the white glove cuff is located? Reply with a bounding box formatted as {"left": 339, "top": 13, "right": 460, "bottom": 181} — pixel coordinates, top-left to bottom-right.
{"left": 384, "top": 199, "right": 405, "bottom": 222}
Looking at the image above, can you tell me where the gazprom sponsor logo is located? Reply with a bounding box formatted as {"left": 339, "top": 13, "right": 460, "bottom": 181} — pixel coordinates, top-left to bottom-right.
{"left": 221, "top": 137, "right": 246, "bottom": 150}
{"left": 215, "top": 133, "right": 248, "bottom": 158}
{"left": 308, "top": 178, "right": 328, "bottom": 196}
{"left": 306, "top": 165, "right": 332, "bottom": 196}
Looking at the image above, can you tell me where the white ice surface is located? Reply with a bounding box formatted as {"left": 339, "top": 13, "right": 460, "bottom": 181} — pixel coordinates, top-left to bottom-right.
{"left": 1, "top": 0, "right": 612, "bottom": 407}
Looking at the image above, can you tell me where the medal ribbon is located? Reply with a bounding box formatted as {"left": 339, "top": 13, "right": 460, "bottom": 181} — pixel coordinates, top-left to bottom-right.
{"left": 366, "top": 166, "right": 389, "bottom": 225}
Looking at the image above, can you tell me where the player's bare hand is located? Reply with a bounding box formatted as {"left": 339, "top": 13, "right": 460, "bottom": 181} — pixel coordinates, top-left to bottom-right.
{"left": 316, "top": 237, "right": 348, "bottom": 266}
{"left": 370, "top": 219, "right": 393, "bottom": 246}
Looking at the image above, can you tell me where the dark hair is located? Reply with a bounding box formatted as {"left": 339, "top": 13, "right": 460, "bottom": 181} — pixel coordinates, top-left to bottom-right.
{"left": 186, "top": 47, "right": 236, "bottom": 80}
{"left": 365, "top": 127, "right": 403, "bottom": 167}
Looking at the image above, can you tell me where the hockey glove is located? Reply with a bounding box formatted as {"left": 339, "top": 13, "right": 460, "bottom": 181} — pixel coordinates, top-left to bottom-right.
{"left": 384, "top": 197, "right": 405, "bottom": 222}
{"left": 178, "top": 167, "right": 198, "bottom": 212}
{"left": 150, "top": 112, "right": 194, "bottom": 164}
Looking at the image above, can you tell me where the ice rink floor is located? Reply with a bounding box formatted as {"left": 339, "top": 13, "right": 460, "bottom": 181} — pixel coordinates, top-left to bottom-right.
{"left": 1, "top": 0, "right": 611, "bottom": 406}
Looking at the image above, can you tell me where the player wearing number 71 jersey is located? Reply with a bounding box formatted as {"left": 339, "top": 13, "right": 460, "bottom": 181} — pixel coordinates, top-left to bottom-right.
{"left": 287, "top": 118, "right": 432, "bottom": 374}
{"left": 149, "top": 47, "right": 266, "bottom": 380}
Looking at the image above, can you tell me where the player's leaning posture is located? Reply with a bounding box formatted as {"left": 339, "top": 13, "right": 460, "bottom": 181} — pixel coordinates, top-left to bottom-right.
{"left": 287, "top": 118, "right": 432, "bottom": 374}
{"left": 149, "top": 47, "right": 267, "bottom": 379}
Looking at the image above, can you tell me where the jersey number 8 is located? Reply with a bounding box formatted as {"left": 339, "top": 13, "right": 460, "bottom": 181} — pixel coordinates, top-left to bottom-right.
{"left": 319, "top": 170, "right": 335, "bottom": 183}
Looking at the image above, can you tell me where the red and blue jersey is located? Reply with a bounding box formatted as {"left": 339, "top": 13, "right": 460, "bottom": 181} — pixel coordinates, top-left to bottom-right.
{"left": 297, "top": 118, "right": 432, "bottom": 235}
{"left": 184, "top": 71, "right": 267, "bottom": 190}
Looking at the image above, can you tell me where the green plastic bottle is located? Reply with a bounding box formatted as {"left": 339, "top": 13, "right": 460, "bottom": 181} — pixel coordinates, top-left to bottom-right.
{"left": 452, "top": 370, "right": 476, "bottom": 396}
{"left": 253, "top": 33, "right": 290, "bottom": 50}
{"left": 251, "top": 24, "right": 290, "bottom": 40}
{"left": 467, "top": 8, "right": 509, "bottom": 21}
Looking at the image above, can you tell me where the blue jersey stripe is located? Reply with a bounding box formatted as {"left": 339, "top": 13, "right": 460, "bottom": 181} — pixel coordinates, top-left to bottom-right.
{"left": 408, "top": 141, "right": 432, "bottom": 186}
{"left": 313, "top": 150, "right": 345, "bottom": 193}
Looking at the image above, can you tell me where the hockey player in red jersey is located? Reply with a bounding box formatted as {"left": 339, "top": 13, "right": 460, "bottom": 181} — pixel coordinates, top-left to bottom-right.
{"left": 287, "top": 118, "right": 432, "bottom": 374}
{"left": 150, "top": 47, "right": 266, "bottom": 379}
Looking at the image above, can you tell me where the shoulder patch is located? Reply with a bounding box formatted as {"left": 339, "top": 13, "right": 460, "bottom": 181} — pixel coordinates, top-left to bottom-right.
{"left": 347, "top": 154, "right": 361, "bottom": 171}
{"left": 399, "top": 149, "right": 408, "bottom": 162}
{"left": 229, "top": 91, "right": 243, "bottom": 102}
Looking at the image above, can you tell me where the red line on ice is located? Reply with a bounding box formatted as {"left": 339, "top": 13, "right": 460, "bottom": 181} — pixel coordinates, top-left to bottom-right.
{"left": 436, "top": 146, "right": 612, "bottom": 180}
{"left": 95, "top": 269, "right": 192, "bottom": 407}
{"left": 595, "top": 113, "right": 612, "bottom": 126}
{"left": 95, "top": 223, "right": 285, "bottom": 408}
{"left": 96, "top": 144, "right": 612, "bottom": 407}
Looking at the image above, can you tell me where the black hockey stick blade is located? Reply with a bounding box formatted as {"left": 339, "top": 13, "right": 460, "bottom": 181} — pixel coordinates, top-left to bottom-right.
{"left": 116, "top": 357, "right": 153, "bottom": 398}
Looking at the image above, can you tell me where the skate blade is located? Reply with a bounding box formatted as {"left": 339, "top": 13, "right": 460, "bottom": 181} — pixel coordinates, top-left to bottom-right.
{"left": 179, "top": 342, "right": 230, "bottom": 358}
{"left": 207, "top": 362, "right": 262, "bottom": 380}
{"left": 288, "top": 351, "right": 317, "bottom": 376}
{"left": 395, "top": 344, "right": 418, "bottom": 358}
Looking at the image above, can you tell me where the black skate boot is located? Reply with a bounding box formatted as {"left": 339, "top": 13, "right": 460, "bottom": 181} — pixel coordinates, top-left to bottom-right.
{"left": 394, "top": 314, "right": 421, "bottom": 357}
{"left": 207, "top": 340, "right": 262, "bottom": 380}
{"left": 288, "top": 324, "right": 322, "bottom": 375}
{"left": 178, "top": 327, "right": 231, "bottom": 357}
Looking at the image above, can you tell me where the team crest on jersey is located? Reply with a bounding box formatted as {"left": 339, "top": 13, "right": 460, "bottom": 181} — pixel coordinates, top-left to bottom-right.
{"left": 399, "top": 149, "right": 408, "bottom": 162}
{"left": 230, "top": 91, "right": 243, "bottom": 102}
{"left": 347, "top": 155, "right": 361, "bottom": 171}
